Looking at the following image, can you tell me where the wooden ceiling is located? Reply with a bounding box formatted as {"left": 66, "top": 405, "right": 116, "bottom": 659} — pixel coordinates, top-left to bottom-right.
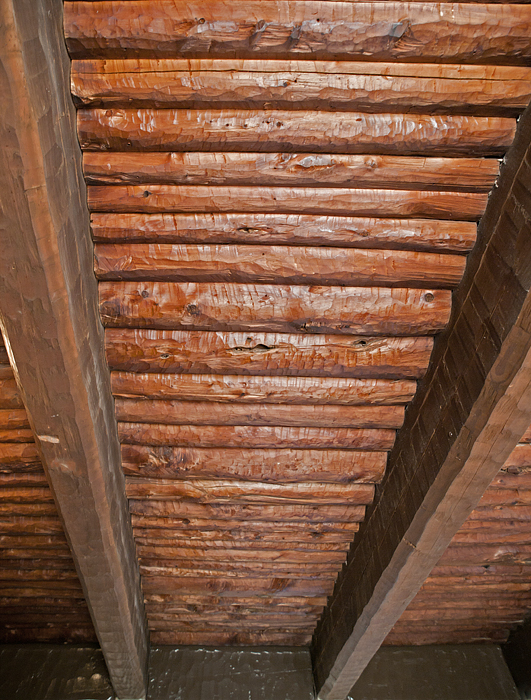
{"left": 61, "top": 0, "right": 530, "bottom": 648}
{"left": 1, "top": 0, "right": 531, "bottom": 697}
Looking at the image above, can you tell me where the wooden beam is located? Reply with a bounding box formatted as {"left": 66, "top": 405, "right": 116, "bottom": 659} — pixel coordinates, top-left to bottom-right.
{"left": 111, "top": 372, "right": 416, "bottom": 406}
{"left": 78, "top": 109, "right": 515, "bottom": 156}
{"left": 63, "top": 2, "right": 531, "bottom": 64}
{"left": 90, "top": 213, "right": 477, "bottom": 252}
{"left": 0, "top": 1, "right": 148, "bottom": 697}
{"left": 83, "top": 152, "right": 500, "bottom": 192}
{"left": 105, "top": 329, "right": 432, "bottom": 379}
{"left": 71, "top": 61, "right": 531, "bottom": 115}
{"left": 99, "top": 282, "right": 451, "bottom": 336}
{"left": 310, "top": 103, "right": 531, "bottom": 699}
{"left": 94, "top": 243, "right": 467, "bottom": 287}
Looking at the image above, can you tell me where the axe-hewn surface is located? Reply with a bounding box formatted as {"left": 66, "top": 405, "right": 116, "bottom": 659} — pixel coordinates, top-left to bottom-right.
{"left": 60, "top": 0, "right": 531, "bottom": 663}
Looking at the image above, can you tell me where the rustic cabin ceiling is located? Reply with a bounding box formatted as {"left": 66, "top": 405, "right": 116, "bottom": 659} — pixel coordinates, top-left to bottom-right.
{"left": 1, "top": 0, "right": 531, "bottom": 697}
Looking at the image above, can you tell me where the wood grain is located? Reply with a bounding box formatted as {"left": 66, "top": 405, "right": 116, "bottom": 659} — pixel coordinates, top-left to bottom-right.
{"left": 111, "top": 372, "right": 416, "bottom": 406}
{"left": 78, "top": 109, "right": 515, "bottom": 156}
{"left": 64, "top": 2, "right": 531, "bottom": 64}
{"left": 128, "top": 500, "right": 366, "bottom": 522}
{"left": 72, "top": 65, "right": 531, "bottom": 115}
{"left": 83, "top": 152, "right": 500, "bottom": 192}
{"left": 125, "top": 477, "right": 375, "bottom": 505}
{"left": 118, "top": 422, "right": 395, "bottom": 450}
{"left": 116, "top": 400, "right": 405, "bottom": 429}
{"left": 105, "top": 329, "right": 432, "bottom": 379}
{"left": 94, "top": 243, "right": 467, "bottom": 287}
{"left": 100, "top": 282, "right": 452, "bottom": 336}
{"left": 91, "top": 213, "right": 478, "bottom": 253}
{"left": 132, "top": 515, "right": 360, "bottom": 532}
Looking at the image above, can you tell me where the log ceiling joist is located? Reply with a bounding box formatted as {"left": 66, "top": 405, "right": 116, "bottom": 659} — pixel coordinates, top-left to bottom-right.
{"left": 0, "top": 1, "right": 148, "bottom": 697}
{"left": 311, "top": 104, "right": 531, "bottom": 699}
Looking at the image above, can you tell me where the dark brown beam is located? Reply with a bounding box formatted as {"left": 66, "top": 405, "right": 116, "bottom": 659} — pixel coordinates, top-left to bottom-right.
{"left": 0, "top": 1, "right": 148, "bottom": 697}
{"left": 310, "top": 105, "right": 531, "bottom": 698}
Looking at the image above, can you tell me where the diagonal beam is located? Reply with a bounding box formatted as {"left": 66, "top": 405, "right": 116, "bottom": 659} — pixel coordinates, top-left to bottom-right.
{"left": 311, "top": 105, "right": 531, "bottom": 699}
{"left": 0, "top": 1, "right": 148, "bottom": 697}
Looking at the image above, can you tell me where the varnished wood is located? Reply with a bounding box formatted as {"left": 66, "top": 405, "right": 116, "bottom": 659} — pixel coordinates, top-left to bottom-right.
{"left": 83, "top": 152, "right": 500, "bottom": 191}
{"left": 91, "top": 213, "right": 478, "bottom": 253}
{"left": 88, "top": 186, "right": 487, "bottom": 222}
{"left": 129, "top": 500, "right": 366, "bottom": 523}
{"left": 106, "top": 329, "right": 432, "bottom": 379}
{"left": 132, "top": 515, "right": 360, "bottom": 533}
{"left": 0, "top": 2, "right": 147, "bottom": 693}
{"left": 94, "top": 243, "right": 468, "bottom": 287}
{"left": 100, "top": 282, "right": 452, "bottom": 336}
{"left": 72, "top": 63, "right": 531, "bottom": 116}
{"left": 118, "top": 422, "right": 395, "bottom": 450}
{"left": 111, "top": 371, "right": 416, "bottom": 406}
{"left": 79, "top": 109, "right": 515, "bottom": 156}
{"left": 64, "top": 2, "right": 531, "bottom": 64}
{"left": 125, "top": 477, "right": 374, "bottom": 505}
{"left": 117, "top": 400, "right": 405, "bottom": 430}
{"left": 122, "top": 446, "right": 386, "bottom": 483}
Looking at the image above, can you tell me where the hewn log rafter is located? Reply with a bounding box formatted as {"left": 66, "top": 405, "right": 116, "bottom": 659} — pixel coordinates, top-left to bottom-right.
{"left": 311, "top": 105, "right": 531, "bottom": 699}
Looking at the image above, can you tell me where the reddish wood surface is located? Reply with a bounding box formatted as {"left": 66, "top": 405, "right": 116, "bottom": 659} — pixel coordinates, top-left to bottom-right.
{"left": 105, "top": 329, "right": 432, "bottom": 379}
{"left": 83, "top": 152, "right": 500, "bottom": 191}
{"left": 79, "top": 109, "right": 515, "bottom": 156}
{"left": 91, "top": 213, "right": 478, "bottom": 252}
{"left": 64, "top": 2, "right": 531, "bottom": 64}
{"left": 129, "top": 500, "right": 366, "bottom": 523}
{"left": 94, "top": 243, "right": 467, "bottom": 287}
{"left": 111, "top": 371, "right": 416, "bottom": 406}
{"left": 122, "top": 445, "right": 387, "bottom": 483}
{"left": 72, "top": 65, "right": 531, "bottom": 115}
{"left": 125, "top": 477, "right": 374, "bottom": 505}
{"left": 116, "top": 401, "right": 404, "bottom": 430}
{"left": 100, "top": 282, "right": 452, "bottom": 336}
{"left": 118, "top": 422, "right": 395, "bottom": 450}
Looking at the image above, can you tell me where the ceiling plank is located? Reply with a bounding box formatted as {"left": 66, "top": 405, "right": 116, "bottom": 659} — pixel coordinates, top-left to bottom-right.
{"left": 0, "top": 1, "right": 148, "bottom": 697}
{"left": 63, "top": 2, "right": 531, "bottom": 64}
{"left": 310, "top": 104, "right": 531, "bottom": 700}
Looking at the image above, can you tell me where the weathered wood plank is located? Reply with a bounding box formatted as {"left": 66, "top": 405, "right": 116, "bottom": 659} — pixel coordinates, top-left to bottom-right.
{"left": 144, "top": 595, "right": 328, "bottom": 608}
{"left": 141, "top": 575, "right": 334, "bottom": 597}
{"left": 137, "top": 537, "right": 353, "bottom": 551}
{"left": 64, "top": 2, "right": 531, "bottom": 64}
{"left": 132, "top": 515, "right": 360, "bottom": 532}
{"left": 136, "top": 537, "right": 352, "bottom": 551}
{"left": 0, "top": 429, "right": 34, "bottom": 443}
{"left": 129, "top": 500, "right": 366, "bottom": 522}
{"left": 91, "top": 213, "right": 478, "bottom": 253}
{"left": 94, "top": 243, "right": 468, "bottom": 287}
{"left": 0, "top": 409, "right": 30, "bottom": 430}
{"left": 0, "top": 444, "right": 40, "bottom": 466}
{"left": 118, "top": 422, "right": 395, "bottom": 450}
{"left": 88, "top": 186, "right": 487, "bottom": 222}
{"left": 78, "top": 109, "right": 515, "bottom": 156}
{"left": 125, "top": 477, "right": 374, "bottom": 505}
{"left": 0, "top": 378, "right": 23, "bottom": 410}
{"left": 73, "top": 59, "right": 531, "bottom": 81}
{"left": 106, "top": 329, "right": 432, "bottom": 379}
{"left": 311, "top": 102, "right": 531, "bottom": 700}
{"left": 117, "top": 401, "right": 405, "bottom": 430}
{"left": 122, "top": 446, "right": 386, "bottom": 483}
{"left": 112, "top": 371, "right": 415, "bottom": 406}
{"left": 72, "top": 65, "right": 531, "bottom": 115}
{"left": 100, "top": 282, "right": 451, "bottom": 336}
{"left": 149, "top": 630, "right": 311, "bottom": 646}
{"left": 83, "top": 152, "right": 501, "bottom": 191}
{"left": 0, "top": 1, "right": 148, "bottom": 695}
